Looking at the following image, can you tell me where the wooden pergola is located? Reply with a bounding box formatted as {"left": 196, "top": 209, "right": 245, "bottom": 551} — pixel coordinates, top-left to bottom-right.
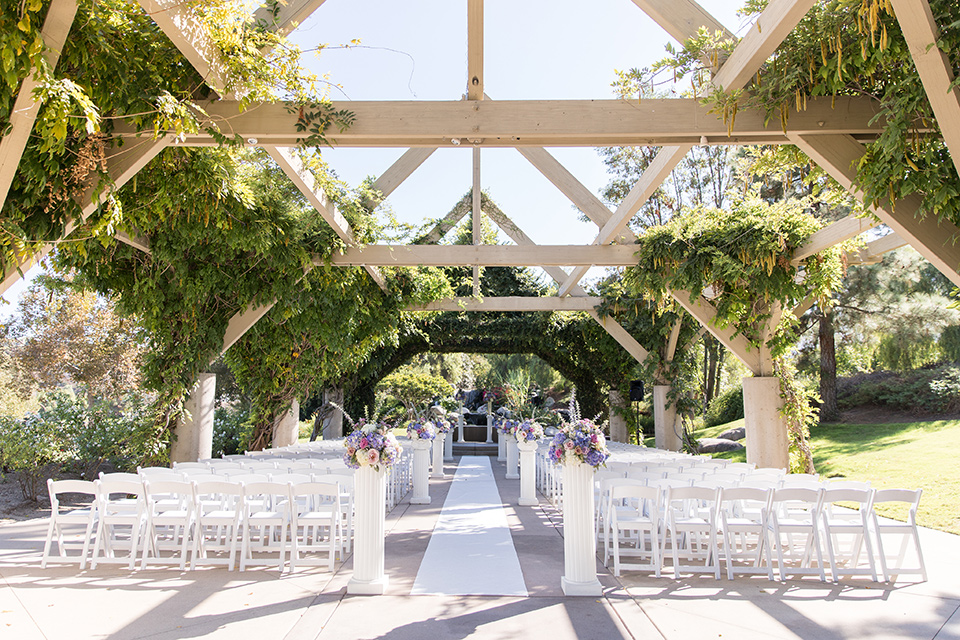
{"left": 2, "top": 0, "right": 960, "bottom": 467}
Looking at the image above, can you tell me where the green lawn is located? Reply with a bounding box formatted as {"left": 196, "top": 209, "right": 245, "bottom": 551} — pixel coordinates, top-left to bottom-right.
{"left": 690, "top": 418, "right": 960, "bottom": 536}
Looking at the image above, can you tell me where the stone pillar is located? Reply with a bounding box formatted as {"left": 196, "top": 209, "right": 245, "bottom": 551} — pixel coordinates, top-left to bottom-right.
{"left": 517, "top": 440, "right": 538, "bottom": 505}
{"left": 171, "top": 373, "right": 216, "bottom": 464}
{"left": 457, "top": 405, "right": 466, "bottom": 443}
{"left": 272, "top": 398, "right": 300, "bottom": 448}
{"left": 653, "top": 384, "right": 682, "bottom": 452}
{"left": 742, "top": 376, "right": 790, "bottom": 469}
{"left": 444, "top": 423, "right": 454, "bottom": 460}
{"left": 431, "top": 433, "right": 445, "bottom": 478}
{"left": 505, "top": 433, "right": 519, "bottom": 479}
{"left": 560, "top": 462, "right": 602, "bottom": 596}
{"left": 410, "top": 440, "right": 432, "bottom": 504}
{"left": 322, "top": 387, "right": 344, "bottom": 440}
{"left": 347, "top": 466, "right": 388, "bottom": 595}
{"left": 608, "top": 389, "right": 629, "bottom": 443}
{"left": 485, "top": 401, "right": 494, "bottom": 444}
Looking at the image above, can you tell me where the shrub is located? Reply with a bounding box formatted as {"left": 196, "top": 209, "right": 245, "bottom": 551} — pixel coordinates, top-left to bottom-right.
{"left": 837, "top": 365, "right": 960, "bottom": 413}
{"left": 213, "top": 402, "right": 252, "bottom": 457}
{"left": 704, "top": 385, "right": 744, "bottom": 427}
{"left": 939, "top": 325, "right": 960, "bottom": 363}
{"left": 0, "top": 410, "right": 72, "bottom": 501}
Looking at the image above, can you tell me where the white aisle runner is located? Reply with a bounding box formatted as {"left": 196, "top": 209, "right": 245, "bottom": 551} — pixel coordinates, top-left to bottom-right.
{"left": 411, "top": 455, "right": 528, "bottom": 596}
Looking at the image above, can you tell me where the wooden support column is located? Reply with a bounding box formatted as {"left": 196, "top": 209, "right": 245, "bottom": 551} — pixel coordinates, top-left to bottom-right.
{"left": 272, "top": 398, "right": 300, "bottom": 448}
{"left": 608, "top": 390, "right": 629, "bottom": 443}
{"left": 472, "top": 147, "right": 481, "bottom": 295}
{"left": 171, "top": 372, "right": 216, "bottom": 463}
{"left": 742, "top": 377, "right": 789, "bottom": 470}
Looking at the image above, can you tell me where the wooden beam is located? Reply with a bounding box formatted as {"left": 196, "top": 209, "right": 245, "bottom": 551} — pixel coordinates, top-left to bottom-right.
{"left": 325, "top": 244, "right": 639, "bottom": 267}
{"left": 1, "top": 138, "right": 168, "bottom": 294}
{"left": 516, "top": 147, "right": 636, "bottom": 243}
{"left": 791, "top": 134, "right": 960, "bottom": 287}
{"left": 119, "top": 96, "right": 887, "bottom": 148}
{"left": 467, "top": 0, "right": 484, "bottom": 100}
{"left": 791, "top": 214, "right": 878, "bottom": 264}
{"left": 890, "top": 0, "right": 960, "bottom": 179}
{"left": 472, "top": 147, "right": 481, "bottom": 295}
{"left": 665, "top": 318, "right": 683, "bottom": 362}
{"left": 847, "top": 232, "right": 907, "bottom": 265}
{"left": 0, "top": 0, "right": 78, "bottom": 212}
{"left": 557, "top": 144, "right": 688, "bottom": 296}
{"left": 587, "top": 310, "right": 650, "bottom": 363}
{"left": 420, "top": 202, "right": 470, "bottom": 244}
{"left": 671, "top": 289, "right": 763, "bottom": 375}
{"left": 408, "top": 296, "right": 602, "bottom": 312}
{"left": 265, "top": 146, "right": 388, "bottom": 291}
{"left": 136, "top": 0, "right": 230, "bottom": 96}
{"left": 251, "top": 0, "right": 328, "bottom": 37}
{"left": 629, "top": 0, "right": 733, "bottom": 43}
{"left": 793, "top": 295, "right": 815, "bottom": 318}
{"left": 219, "top": 302, "right": 275, "bottom": 358}
{"left": 115, "top": 231, "right": 152, "bottom": 254}
{"left": 367, "top": 147, "right": 436, "bottom": 205}
{"left": 711, "top": 0, "right": 817, "bottom": 91}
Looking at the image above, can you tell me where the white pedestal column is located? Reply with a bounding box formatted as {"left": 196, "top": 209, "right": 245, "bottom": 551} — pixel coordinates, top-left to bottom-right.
{"left": 505, "top": 433, "right": 519, "bottom": 479}
{"left": 171, "top": 372, "right": 216, "bottom": 463}
{"left": 486, "top": 413, "right": 494, "bottom": 444}
{"left": 410, "top": 440, "right": 432, "bottom": 504}
{"left": 347, "top": 466, "right": 388, "bottom": 595}
{"left": 743, "top": 376, "right": 790, "bottom": 469}
{"left": 431, "top": 433, "right": 445, "bottom": 478}
{"left": 653, "top": 384, "right": 682, "bottom": 452}
{"left": 560, "top": 462, "right": 602, "bottom": 596}
{"left": 497, "top": 430, "right": 506, "bottom": 461}
{"left": 444, "top": 425, "right": 454, "bottom": 460}
{"left": 457, "top": 405, "right": 466, "bottom": 443}
{"left": 518, "top": 440, "right": 538, "bottom": 506}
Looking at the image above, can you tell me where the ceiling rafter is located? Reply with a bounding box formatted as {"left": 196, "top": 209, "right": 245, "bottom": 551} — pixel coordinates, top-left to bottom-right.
{"left": 0, "top": 0, "right": 78, "bottom": 213}
{"left": 467, "top": 0, "right": 483, "bottom": 100}
{"left": 670, "top": 289, "right": 763, "bottom": 375}
{"left": 408, "top": 296, "right": 602, "bottom": 312}
{"left": 556, "top": 0, "right": 822, "bottom": 297}
{"left": 629, "top": 0, "right": 733, "bottom": 43}
{"left": 791, "top": 133, "right": 960, "bottom": 287}
{"left": 251, "top": 0, "right": 329, "bottom": 37}
{"left": 325, "top": 244, "right": 639, "bottom": 267}
{"left": 790, "top": 214, "right": 878, "bottom": 265}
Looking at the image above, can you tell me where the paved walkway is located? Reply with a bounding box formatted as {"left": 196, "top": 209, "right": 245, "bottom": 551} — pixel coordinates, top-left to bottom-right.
{"left": 1, "top": 457, "right": 958, "bottom": 639}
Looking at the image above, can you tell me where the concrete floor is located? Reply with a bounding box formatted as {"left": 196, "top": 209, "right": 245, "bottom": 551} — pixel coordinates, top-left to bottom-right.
{"left": 1, "top": 457, "right": 958, "bottom": 640}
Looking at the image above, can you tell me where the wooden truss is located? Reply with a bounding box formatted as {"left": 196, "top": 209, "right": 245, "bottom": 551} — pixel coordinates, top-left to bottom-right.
{"left": 3, "top": 0, "right": 959, "bottom": 369}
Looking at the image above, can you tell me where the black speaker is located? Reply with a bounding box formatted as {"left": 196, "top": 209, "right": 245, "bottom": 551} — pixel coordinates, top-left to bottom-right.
{"left": 629, "top": 380, "right": 645, "bottom": 402}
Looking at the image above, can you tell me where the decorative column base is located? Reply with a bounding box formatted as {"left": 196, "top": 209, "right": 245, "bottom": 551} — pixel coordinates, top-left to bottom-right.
{"left": 431, "top": 434, "right": 445, "bottom": 479}
{"left": 505, "top": 434, "right": 519, "bottom": 479}
{"left": 561, "top": 462, "right": 602, "bottom": 596}
{"left": 410, "top": 440, "right": 432, "bottom": 505}
{"left": 518, "top": 440, "right": 538, "bottom": 505}
{"left": 486, "top": 414, "right": 494, "bottom": 444}
{"left": 347, "top": 466, "right": 388, "bottom": 595}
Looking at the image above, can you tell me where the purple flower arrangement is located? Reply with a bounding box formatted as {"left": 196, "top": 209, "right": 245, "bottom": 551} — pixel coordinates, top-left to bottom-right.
{"left": 548, "top": 419, "right": 609, "bottom": 468}
{"left": 433, "top": 419, "right": 451, "bottom": 435}
{"left": 497, "top": 418, "right": 518, "bottom": 436}
{"left": 406, "top": 421, "right": 436, "bottom": 441}
{"left": 515, "top": 419, "right": 544, "bottom": 443}
{"left": 343, "top": 420, "right": 402, "bottom": 471}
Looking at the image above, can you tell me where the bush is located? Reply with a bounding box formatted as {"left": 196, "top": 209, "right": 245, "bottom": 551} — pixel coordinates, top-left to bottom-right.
{"left": 939, "top": 325, "right": 960, "bottom": 362}
{"left": 213, "top": 402, "right": 251, "bottom": 457}
{"left": 0, "top": 409, "right": 72, "bottom": 501}
{"left": 837, "top": 365, "right": 960, "bottom": 413}
{"left": 704, "top": 385, "right": 744, "bottom": 427}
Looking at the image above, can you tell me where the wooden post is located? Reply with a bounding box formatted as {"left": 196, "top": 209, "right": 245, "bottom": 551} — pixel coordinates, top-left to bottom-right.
{"left": 608, "top": 389, "right": 629, "bottom": 443}
{"left": 171, "top": 373, "right": 216, "bottom": 463}
{"left": 653, "top": 385, "right": 682, "bottom": 452}
{"left": 742, "top": 377, "right": 790, "bottom": 469}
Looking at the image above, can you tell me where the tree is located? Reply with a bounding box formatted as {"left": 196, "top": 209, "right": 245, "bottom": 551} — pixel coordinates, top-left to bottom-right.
{"left": 5, "top": 275, "right": 145, "bottom": 405}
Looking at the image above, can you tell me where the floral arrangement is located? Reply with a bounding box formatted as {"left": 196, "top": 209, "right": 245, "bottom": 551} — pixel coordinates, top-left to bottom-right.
{"left": 343, "top": 420, "right": 402, "bottom": 471}
{"left": 497, "top": 418, "right": 518, "bottom": 436}
{"left": 432, "top": 418, "right": 451, "bottom": 435}
{"left": 406, "top": 421, "right": 436, "bottom": 441}
{"left": 515, "top": 419, "right": 544, "bottom": 443}
{"left": 549, "top": 420, "right": 609, "bottom": 467}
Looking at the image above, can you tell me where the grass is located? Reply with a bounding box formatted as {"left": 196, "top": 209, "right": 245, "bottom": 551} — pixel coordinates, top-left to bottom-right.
{"left": 690, "top": 418, "right": 960, "bottom": 536}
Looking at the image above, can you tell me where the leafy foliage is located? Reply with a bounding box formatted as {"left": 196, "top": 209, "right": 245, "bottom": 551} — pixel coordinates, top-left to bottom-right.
{"left": 704, "top": 384, "right": 744, "bottom": 428}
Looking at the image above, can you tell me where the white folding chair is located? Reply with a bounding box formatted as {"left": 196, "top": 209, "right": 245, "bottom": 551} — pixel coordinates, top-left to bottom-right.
{"left": 90, "top": 478, "right": 146, "bottom": 570}
{"left": 608, "top": 484, "right": 661, "bottom": 577}
{"left": 191, "top": 480, "right": 243, "bottom": 570}
{"left": 779, "top": 474, "right": 822, "bottom": 490}
{"left": 140, "top": 479, "right": 195, "bottom": 570}
{"left": 820, "top": 487, "right": 878, "bottom": 581}
{"left": 870, "top": 488, "right": 927, "bottom": 582}
{"left": 42, "top": 479, "right": 98, "bottom": 569}
{"left": 662, "top": 486, "right": 721, "bottom": 579}
{"left": 172, "top": 462, "right": 209, "bottom": 471}
{"left": 240, "top": 481, "right": 291, "bottom": 572}
{"left": 289, "top": 481, "right": 342, "bottom": 571}
{"left": 769, "top": 487, "right": 826, "bottom": 581}
{"left": 717, "top": 486, "right": 774, "bottom": 580}
{"left": 326, "top": 473, "right": 355, "bottom": 554}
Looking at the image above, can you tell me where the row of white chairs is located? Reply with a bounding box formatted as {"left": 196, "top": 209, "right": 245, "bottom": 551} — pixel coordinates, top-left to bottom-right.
{"left": 599, "top": 480, "right": 925, "bottom": 583}
{"left": 42, "top": 475, "right": 350, "bottom": 572}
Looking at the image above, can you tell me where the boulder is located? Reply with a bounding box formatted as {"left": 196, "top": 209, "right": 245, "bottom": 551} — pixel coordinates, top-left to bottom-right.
{"left": 717, "top": 426, "right": 746, "bottom": 441}
{"left": 697, "top": 438, "right": 745, "bottom": 454}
